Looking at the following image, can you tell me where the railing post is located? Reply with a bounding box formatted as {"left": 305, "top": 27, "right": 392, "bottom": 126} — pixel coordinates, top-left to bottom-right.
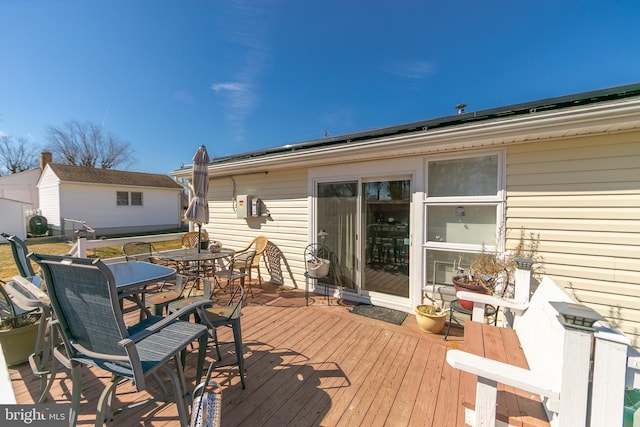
{"left": 590, "top": 326, "right": 631, "bottom": 426}
{"left": 513, "top": 257, "right": 534, "bottom": 303}
{"left": 75, "top": 230, "right": 87, "bottom": 258}
{"left": 550, "top": 301, "right": 604, "bottom": 427}
{"left": 502, "top": 257, "right": 534, "bottom": 328}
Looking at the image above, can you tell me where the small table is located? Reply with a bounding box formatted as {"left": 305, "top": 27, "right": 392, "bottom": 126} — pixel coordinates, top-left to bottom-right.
{"left": 109, "top": 261, "right": 176, "bottom": 293}
{"left": 108, "top": 261, "right": 176, "bottom": 318}
{"left": 444, "top": 299, "right": 498, "bottom": 340}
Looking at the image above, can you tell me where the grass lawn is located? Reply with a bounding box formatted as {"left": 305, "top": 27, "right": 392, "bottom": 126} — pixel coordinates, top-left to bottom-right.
{"left": 1, "top": 238, "right": 182, "bottom": 282}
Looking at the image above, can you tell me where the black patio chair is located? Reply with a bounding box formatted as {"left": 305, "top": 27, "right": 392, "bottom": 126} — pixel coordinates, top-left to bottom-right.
{"left": 199, "top": 283, "right": 247, "bottom": 389}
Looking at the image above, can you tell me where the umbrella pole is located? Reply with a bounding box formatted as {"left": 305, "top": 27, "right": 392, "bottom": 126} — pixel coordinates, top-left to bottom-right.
{"left": 198, "top": 224, "right": 202, "bottom": 253}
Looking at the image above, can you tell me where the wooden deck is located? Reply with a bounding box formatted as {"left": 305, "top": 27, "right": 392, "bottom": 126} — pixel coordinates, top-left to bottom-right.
{"left": 9, "top": 282, "right": 472, "bottom": 426}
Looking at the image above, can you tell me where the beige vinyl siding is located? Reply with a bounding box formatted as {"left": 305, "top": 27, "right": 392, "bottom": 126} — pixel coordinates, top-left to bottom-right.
{"left": 203, "top": 168, "right": 309, "bottom": 288}
{"left": 505, "top": 131, "right": 640, "bottom": 345}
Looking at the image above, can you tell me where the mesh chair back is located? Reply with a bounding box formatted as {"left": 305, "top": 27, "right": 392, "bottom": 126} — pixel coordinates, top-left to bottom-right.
{"left": 29, "top": 253, "right": 129, "bottom": 358}
{"left": 122, "top": 242, "right": 157, "bottom": 262}
{"left": 2, "top": 233, "right": 36, "bottom": 277}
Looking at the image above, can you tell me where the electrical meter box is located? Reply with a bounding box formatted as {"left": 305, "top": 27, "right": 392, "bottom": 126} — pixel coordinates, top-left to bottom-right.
{"left": 236, "top": 195, "right": 260, "bottom": 218}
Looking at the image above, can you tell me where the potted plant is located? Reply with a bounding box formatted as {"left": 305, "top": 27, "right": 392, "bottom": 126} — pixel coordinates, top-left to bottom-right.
{"left": 452, "top": 228, "right": 541, "bottom": 310}
{"left": 452, "top": 247, "right": 513, "bottom": 310}
{"left": 0, "top": 280, "right": 42, "bottom": 366}
{"left": 415, "top": 303, "right": 447, "bottom": 334}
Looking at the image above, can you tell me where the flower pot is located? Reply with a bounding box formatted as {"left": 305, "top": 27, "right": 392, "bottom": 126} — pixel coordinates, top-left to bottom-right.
{"left": 452, "top": 276, "right": 488, "bottom": 311}
{"left": 307, "top": 258, "right": 330, "bottom": 278}
{"left": 415, "top": 305, "right": 447, "bottom": 334}
{"left": 0, "top": 323, "right": 39, "bottom": 366}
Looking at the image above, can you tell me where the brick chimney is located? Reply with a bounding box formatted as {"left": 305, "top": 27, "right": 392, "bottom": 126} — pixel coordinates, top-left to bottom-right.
{"left": 40, "top": 150, "right": 52, "bottom": 171}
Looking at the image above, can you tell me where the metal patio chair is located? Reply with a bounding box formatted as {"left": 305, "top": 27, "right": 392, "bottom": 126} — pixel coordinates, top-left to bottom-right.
{"left": 122, "top": 241, "right": 160, "bottom": 262}
{"left": 145, "top": 273, "right": 189, "bottom": 316}
{"left": 199, "top": 283, "right": 247, "bottom": 389}
{"left": 0, "top": 233, "right": 72, "bottom": 402}
{"left": 212, "top": 250, "right": 256, "bottom": 297}
{"left": 29, "top": 253, "right": 210, "bottom": 427}
{"left": 167, "top": 276, "right": 216, "bottom": 318}
{"left": 1, "top": 232, "right": 36, "bottom": 278}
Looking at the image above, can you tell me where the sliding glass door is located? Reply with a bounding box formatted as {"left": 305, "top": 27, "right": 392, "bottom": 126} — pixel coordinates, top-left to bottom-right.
{"left": 362, "top": 179, "right": 410, "bottom": 298}
{"left": 315, "top": 177, "right": 411, "bottom": 299}
{"left": 316, "top": 181, "right": 358, "bottom": 290}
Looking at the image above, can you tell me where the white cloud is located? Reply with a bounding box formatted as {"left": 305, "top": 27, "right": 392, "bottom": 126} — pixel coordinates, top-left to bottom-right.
{"left": 211, "top": 83, "right": 249, "bottom": 92}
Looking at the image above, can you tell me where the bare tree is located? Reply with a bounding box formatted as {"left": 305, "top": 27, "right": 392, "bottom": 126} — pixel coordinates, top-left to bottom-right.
{"left": 45, "top": 120, "right": 136, "bottom": 169}
{"left": 0, "top": 135, "right": 39, "bottom": 174}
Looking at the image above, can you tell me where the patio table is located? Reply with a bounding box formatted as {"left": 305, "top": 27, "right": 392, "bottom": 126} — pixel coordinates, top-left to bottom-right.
{"left": 158, "top": 247, "right": 235, "bottom": 278}
{"left": 108, "top": 261, "right": 177, "bottom": 318}
{"left": 108, "top": 261, "right": 176, "bottom": 293}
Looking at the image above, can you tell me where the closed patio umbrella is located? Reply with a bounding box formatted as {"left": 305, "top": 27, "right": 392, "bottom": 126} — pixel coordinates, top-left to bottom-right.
{"left": 184, "top": 145, "right": 210, "bottom": 252}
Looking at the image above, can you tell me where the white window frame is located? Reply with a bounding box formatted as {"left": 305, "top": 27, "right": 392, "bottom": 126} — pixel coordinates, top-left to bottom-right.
{"left": 423, "top": 150, "right": 506, "bottom": 255}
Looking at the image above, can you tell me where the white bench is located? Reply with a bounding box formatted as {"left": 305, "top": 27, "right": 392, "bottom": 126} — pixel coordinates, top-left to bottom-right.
{"left": 446, "top": 276, "right": 593, "bottom": 427}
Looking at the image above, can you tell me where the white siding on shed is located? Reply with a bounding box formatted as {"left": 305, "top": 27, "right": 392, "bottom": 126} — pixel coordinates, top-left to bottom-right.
{"left": 38, "top": 165, "right": 182, "bottom": 234}
{"left": 58, "top": 183, "right": 181, "bottom": 231}
{"left": 37, "top": 167, "right": 62, "bottom": 228}
{"left": 0, "top": 199, "right": 28, "bottom": 240}
{"left": 0, "top": 169, "right": 40, "bottom": 207}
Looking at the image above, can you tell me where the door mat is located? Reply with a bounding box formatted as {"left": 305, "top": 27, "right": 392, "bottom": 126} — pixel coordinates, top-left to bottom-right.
{"left": 349, "top": 303, "right": 407, "bottom": 326}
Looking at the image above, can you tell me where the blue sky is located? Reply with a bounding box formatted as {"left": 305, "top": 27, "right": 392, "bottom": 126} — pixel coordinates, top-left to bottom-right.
{"left": 1, "top": 1, "right": 639, "bottom": 174}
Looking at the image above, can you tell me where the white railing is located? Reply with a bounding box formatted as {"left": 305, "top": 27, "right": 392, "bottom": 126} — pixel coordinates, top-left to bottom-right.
{"left": 69, "top": 233, "right": 185, "bottom": 263}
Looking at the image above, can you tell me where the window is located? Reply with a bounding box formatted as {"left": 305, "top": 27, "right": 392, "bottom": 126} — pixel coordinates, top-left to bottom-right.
{"left": 423, "top": 153, "right": 505, "bottom": 293}
{"left": 117, "top": 191, "right": 143, "bottom": 206}
{"left": 117, "top": 192, "right": 129, "bottom": 206}
{"left": 130, "top": 192, "right": 143, "bottom": 206}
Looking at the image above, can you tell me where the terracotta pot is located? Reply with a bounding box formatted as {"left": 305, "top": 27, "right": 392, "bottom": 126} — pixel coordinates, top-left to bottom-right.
{"left": 415, "top": 305, "right": 447, "bottom": 334}
{"left": 452, "top": 276, "right": 488, "bottom": 311}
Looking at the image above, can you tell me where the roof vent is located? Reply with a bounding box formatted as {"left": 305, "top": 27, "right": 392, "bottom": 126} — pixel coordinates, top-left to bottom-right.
{"left": 455, "top": 103, "right": 467, "bottom": 114}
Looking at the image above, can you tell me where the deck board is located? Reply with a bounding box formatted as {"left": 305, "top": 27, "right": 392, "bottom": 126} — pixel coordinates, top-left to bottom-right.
{"left": 8, "top": 282, "right": 470, "bottom": 427}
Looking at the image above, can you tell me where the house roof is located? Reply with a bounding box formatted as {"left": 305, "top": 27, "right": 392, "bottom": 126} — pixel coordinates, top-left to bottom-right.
{"left": 47, "top": 163, "right": 183, "bottom": 189}
{"left": 205, "top": 82, "right": 640, "bottom": 166}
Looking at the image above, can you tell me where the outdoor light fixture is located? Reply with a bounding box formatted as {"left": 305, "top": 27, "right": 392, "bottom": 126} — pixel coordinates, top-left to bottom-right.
{"left": 550, "top": 301, "right": 605, "bottom": 332}
{"left": 455, "top": 206, "right": 465, "bottom": 217}
{"left": 318, "top": 230, "right": 329, "bottom": 243}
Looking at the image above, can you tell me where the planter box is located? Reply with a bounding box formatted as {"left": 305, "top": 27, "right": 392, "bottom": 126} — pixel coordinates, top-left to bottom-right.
{"left": 0, "top": 323, "right": 39, "bottom": 366}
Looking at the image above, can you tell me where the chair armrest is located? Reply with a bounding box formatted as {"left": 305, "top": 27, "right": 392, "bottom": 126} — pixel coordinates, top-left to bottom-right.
{"left": 446, "top": 349, "right": 559, "bottom": 400}
{"left": 122, "top": 299, "right": 214, "bottom": 345}
{"left": 235, "top": 243, "right": 252, "bottom": 254}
